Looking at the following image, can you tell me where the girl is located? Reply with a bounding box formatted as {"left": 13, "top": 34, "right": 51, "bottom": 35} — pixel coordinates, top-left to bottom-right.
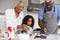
{"left": 21, "top": 15, "right": 34, "bottom": 34}
{"left": 16, "top": 15, "right": 37, "bottom": 34}
{"left": 16, "top": 15, "right": 37, "bottom": 40}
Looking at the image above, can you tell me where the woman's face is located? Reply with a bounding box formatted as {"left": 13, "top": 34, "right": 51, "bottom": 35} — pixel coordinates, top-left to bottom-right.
{"left": 27, "top": 18, "right": 32, "bottom": 26}
{"left": 15, "top": 3, "right": 24, "bottom": 13}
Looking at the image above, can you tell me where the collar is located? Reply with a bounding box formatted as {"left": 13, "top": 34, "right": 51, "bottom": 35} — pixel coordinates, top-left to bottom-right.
{"left": 45, "top": 4, "right": 55, "bottom": 11}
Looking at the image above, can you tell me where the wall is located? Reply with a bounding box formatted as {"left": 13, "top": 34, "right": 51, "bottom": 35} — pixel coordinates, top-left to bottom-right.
{"left": 0, "top": 0, "right": 28, "bottom": 13}
{"left": 55, "top": 0, "right": 60, "bottom": 4}
{"left": 0, "top": 0, "right": 60, "bottom": 13}
{"left": 0, "top": 0, "right": 15, "bottom": 13}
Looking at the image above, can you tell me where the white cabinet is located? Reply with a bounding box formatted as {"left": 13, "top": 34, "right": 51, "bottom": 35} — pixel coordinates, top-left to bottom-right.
{"left": 31, "top": 0, "right": 40, "bottom": 4}
{"left": 55, "top": 0, "right": 60, "bottom": 4}
{"left": 31, "top": 0, "right": 44, "bottom": 4}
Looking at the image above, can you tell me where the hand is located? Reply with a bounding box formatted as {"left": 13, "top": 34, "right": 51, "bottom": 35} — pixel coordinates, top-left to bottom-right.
{"left": 41, "top": 27, "right": 47, "bottom": 34}
{"left": 44, "top": 27, "right": 47, "bottom": 33}
{"left": 32, "top": 30, "right": 37, "bottom": 37}
{"left": 22, "top": 24, "right": 29, "bottom": 32}
{"left": 13, "top": 28, "right": 15, "bottom": 31}
{"left": 17, "top": 25, "right": 23, "bottom": 31}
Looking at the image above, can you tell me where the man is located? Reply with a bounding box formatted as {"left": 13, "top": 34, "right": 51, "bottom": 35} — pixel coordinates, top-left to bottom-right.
{"left": 5, "top": 1, "right": 25, "bottom": 40}
{"left": 38, "top": 0, "right": 60, "bottom": 34}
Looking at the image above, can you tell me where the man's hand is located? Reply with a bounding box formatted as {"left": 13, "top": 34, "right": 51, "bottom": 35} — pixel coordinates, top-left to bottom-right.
{"left": 44, "top": 27, "right": 47, "bottom": 33}
{"left": 41, "top": 27, "right": 47, "bottom": 34}
{"left": 38, "top": 19, "right": 47, "bottom": 34}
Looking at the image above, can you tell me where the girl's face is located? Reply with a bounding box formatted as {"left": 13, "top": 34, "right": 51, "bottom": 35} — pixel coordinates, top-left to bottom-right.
{"left": 27, "top": 18, "right": 32, "bottom": 26}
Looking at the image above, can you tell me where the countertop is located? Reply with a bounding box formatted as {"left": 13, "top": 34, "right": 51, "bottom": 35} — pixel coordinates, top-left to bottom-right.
{"left": 0, "top": 34, "right": 60, "bottom": 40}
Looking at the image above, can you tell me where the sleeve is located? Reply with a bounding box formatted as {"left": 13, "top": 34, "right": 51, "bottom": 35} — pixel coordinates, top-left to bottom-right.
{"left": 58, "top": 8, "right": 60, "bottom": 19}
{"left": 56, "top": 5, "right": 60, "bottom": 19}
{"left": 38, "top": 7, "right": 44, "bottom": 20}
{"left": 5, "top": 9, "right": 13, "bottom": 28}
{"left": 5, "top": 9, "right": 14, "bottom": 39}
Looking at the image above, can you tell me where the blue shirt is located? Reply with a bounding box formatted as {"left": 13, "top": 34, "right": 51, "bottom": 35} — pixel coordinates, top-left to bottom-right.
{"left": 38, "top": 5, "right": 60, "bottom": 22}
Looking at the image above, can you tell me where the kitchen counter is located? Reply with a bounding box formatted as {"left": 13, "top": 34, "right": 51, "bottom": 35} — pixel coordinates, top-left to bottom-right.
{"left": 14, "top": 34, "right": 60, "bottom": 40}
{"left": 34, "top": 34, "right": 59, "bottom": 40}
{"left": 0, "top": 34, "right": 60, "bottom": 40}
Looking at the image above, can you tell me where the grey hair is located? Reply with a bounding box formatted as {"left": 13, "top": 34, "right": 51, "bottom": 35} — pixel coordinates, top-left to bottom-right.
{"left": 45, "top": 0, "right": 55, "bottom": 3}
{"left": 44, "top": 0, "right": 54, "bottom": 6}
{"left": 14, "top": 0, "right": 25, "bottom": 7}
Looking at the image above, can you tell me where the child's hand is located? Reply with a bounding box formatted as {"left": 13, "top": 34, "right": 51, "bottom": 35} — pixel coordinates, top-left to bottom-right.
{"left": 32, "top": 30, "right": 37, "bottom": 37}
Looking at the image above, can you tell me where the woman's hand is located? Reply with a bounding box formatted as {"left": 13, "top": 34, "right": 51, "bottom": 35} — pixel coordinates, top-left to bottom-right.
{"left": 17, "top": 24, "right": 29, "bottom": 33}
{"left": 17, "top": 25, "right": 23, "bottom": 31}
{"left": 22, "top": 24, "right": 29, "bottom": 32}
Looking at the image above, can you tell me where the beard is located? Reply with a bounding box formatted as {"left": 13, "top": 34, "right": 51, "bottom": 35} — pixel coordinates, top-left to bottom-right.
{"left": 46, "top": 5, "right": 52, "bottom": 11}
{"left": 47, "top": 8, "right": 52, "bottom": 11}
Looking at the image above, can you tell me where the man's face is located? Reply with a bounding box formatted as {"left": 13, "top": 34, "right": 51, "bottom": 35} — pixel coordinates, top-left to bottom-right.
{"left": 46, "top": 1, "right": 53, "bottom": 10}
{"left": 15, "top": 3, "right": 24, "bottom": 13}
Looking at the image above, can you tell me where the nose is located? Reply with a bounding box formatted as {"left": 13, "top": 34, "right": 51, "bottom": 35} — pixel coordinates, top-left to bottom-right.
{"left": 47, "top": 5, "right": 50, "bottom": 8}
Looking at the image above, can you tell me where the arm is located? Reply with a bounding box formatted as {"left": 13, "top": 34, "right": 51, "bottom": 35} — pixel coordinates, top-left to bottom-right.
{"left": 38, "top": 19, "right": 44, "bottom": 29}
{"left": 17, "top": 24, "right": 29, "bottom": 33}
{"left": 57, "top": 5, "right": 60, "bottom": 19}
{"left": 5, "top": 9, "right": 14, "bottom": 39}
{"left": 38, "top": 8, "right": 44, "bottom": 29}
{"left": 38, "top": 8, "right": 47, "bottom": 34}
{"left": 5, "top": 9, "right": 13, "bottom": 28}
{"left": 38, "top": 19, "right": 46, "bottom": 34}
